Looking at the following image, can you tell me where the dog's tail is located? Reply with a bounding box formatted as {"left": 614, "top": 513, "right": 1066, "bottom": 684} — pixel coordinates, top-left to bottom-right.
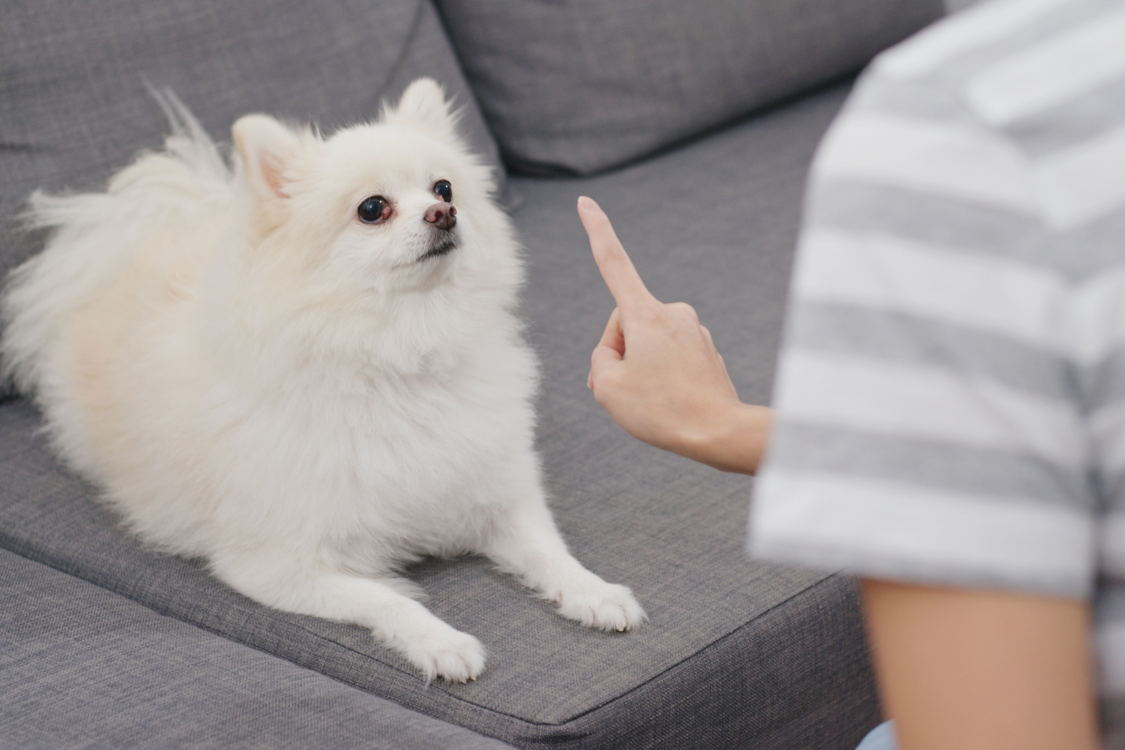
{"left": 146, "top": 85, "right": 230, "bottom": 186}
{"left": 1, "top": 88, "right": 231, "bottom": 399}
{"left": 95, "top": 86, "right": 232, "bottom": 198}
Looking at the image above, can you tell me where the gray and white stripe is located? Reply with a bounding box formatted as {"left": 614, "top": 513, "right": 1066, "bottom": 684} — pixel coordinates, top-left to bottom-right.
{"left": 751, "top": 0, "right": 1125, "bottom": 713}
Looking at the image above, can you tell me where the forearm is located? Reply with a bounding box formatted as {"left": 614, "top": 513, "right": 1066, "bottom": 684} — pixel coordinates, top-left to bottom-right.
{"left": 861, "top": 579, "right": 1099, "bottom": 750}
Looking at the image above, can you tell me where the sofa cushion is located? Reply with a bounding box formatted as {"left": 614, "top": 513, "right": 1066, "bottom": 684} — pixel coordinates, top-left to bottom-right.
{"left": 0, "top": 548, "right": 515, "bottom": 749}
{"left": 434, "top": 0, "right": 944, "bottom": 175}
{"left": 0, "top": 0, "right": 502, "bottom": 284}
{"left": 0, "top": 81, "right": 881, "bottom": 749}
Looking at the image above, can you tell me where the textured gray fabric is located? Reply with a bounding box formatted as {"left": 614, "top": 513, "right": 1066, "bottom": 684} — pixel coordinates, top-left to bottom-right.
{"left": 434, "top": 0, "right": 944, "bottom": 175}
{"left": 0, "top": 548, "right": 515, "bottom": 750}
{"left": 0, "top": 82, "right": 880, "bottom": 748}
{"left": 0, "top": 0, "right": 502, "bottom": 284}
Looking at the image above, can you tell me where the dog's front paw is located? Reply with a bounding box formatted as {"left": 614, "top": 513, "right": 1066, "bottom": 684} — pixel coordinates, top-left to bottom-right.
{"left": 556, "top": 581, "right": 647, "bottom": 633}
{"left": 402, "top": 624, "right": 486, "bottom": 684}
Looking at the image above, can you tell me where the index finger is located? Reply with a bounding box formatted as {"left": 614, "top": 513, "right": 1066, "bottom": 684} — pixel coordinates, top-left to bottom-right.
{"left": 577, "top": 196, "right": 658, "bottom": 311}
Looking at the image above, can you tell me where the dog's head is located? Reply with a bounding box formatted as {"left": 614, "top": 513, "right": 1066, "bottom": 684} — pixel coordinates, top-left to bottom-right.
{"left": 231, "top": 79, "right": 509, "bottom": 294}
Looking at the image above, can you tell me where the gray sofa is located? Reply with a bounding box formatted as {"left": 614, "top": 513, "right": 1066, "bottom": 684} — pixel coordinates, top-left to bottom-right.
{"left": 0, "top": 1, "right": 945, "bottom": 748}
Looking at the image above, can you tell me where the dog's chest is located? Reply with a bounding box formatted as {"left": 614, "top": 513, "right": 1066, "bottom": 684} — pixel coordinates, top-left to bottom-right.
{"left": 289, "top": 359, "right": 530, "bottom": 503}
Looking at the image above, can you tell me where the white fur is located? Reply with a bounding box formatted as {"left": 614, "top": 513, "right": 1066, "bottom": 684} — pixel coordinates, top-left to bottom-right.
{"left": 0, "top": 79, "right": 645, "bottom": 683}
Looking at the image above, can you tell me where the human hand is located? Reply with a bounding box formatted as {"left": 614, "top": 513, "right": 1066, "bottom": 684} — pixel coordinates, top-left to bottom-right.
{"left": 577, "top": 196, "right": 771, "bottom": 475}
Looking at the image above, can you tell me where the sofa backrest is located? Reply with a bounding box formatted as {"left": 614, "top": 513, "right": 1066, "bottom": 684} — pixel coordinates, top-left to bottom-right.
{"left": 0, "top": 0, "right": 501, "bottom": 285}
{"left": 434, "top": 0, "right": 946, "bottom": 176}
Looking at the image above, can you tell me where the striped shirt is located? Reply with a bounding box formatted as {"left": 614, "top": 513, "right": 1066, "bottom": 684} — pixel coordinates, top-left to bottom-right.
{"left": 748, "top": 0, "right": 1125, "bottom": 736}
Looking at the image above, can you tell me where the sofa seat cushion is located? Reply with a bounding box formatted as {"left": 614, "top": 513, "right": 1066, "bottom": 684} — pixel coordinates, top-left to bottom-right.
{"left": 434, "top": 0, "right": 943, "bottom": 175}
{"left": 0, "top": 548, "right": 515, "bottom": 749}
{"left": 0, "top": 0, "right": 502, "bottom": 284}
{"left": 0, "top": 81, "right": 880, "bottom": 749}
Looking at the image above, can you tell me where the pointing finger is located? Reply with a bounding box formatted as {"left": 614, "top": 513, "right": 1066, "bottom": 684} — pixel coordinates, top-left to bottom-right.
{"left": 578, "top": 196, "right": 658, "bottom": 312}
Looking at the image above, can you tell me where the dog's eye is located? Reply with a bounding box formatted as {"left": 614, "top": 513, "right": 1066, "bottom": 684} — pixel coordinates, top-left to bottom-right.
{"left": 433, "top": 180, "right": 453, "bottom": 203}
{"left": 357, "top": 196, "right": 391, "bottom": 224}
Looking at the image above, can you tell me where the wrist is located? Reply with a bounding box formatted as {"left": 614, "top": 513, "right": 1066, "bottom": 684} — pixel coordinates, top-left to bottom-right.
{"left": 674, "top": 403, "right": 772, "bottom": 475}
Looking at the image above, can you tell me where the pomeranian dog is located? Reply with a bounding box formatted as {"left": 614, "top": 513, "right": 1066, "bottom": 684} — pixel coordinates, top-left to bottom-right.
{"left": 0, "top": 79, "right": 645, "bottom": 683}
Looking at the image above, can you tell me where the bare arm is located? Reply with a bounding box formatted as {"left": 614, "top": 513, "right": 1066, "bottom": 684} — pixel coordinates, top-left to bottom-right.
{"left": 578, "top": 196, "right": 772, "bottom": 474}
{"left": 861, "top": 579, "right": 1099, "bottom": 750}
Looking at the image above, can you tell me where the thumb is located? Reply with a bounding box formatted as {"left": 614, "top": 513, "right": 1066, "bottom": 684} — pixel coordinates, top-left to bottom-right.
{"left": 588, "top": 344, "right": 623, "bottom": 390}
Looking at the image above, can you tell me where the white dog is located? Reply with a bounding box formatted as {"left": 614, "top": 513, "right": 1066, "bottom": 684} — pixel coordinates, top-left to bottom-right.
{"left": 0, "top": 79, "right": 645, "bottom": 683}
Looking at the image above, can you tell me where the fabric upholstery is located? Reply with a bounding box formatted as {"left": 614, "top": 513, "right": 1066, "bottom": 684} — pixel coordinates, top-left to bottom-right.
{"left": 0, "top": 0, "right": 502, "bottom": 285}
{"left": 0, "top": 81, "right": 881, "bottom": 748}
{"left": 0, "top": 548, "right": 515, "bottom": 749}
{"left": 434, "top": 0, "right": 944, "bottom": 175}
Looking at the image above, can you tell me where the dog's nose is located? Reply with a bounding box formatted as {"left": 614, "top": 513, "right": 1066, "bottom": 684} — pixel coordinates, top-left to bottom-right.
{"left": 424, "top": 203, "right": 457, "bottom": 231}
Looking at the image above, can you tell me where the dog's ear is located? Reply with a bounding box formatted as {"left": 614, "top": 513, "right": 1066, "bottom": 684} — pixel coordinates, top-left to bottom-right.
{"left": 382, "top": 78, "right": 462, "bottom": 145}
{"left": 232, "top": 114, "right": 303, "bottom": 225}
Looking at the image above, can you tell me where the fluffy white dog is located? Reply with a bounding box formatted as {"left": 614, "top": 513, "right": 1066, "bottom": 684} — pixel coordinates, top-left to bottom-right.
{"left": 0, "top": 79, "right": 645, "bottom": 683}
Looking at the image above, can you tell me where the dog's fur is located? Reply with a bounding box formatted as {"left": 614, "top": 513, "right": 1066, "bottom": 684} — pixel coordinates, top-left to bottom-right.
{"left": 0, "top": 79, "right": 644, "bottom": 682}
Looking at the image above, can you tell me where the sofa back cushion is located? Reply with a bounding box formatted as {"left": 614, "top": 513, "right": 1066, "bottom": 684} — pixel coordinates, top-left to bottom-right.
{"left": 0, "top": 0, "right": 502, "bottom": 283}
{"left": 434, "top": 0, "right": 945, "bottom": 175}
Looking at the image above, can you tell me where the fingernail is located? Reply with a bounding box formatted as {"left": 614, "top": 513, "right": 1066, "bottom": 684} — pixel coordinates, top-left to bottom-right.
{"left": 577, "top": 196, "right": 600, "bottom": 211}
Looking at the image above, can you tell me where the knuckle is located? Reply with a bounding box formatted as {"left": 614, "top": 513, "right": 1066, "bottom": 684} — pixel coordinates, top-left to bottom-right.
{"left": 590, "top": 377, "right": 613, "bottom": 406}
{"left": 592, "top": 366, "right": 621, "bottom": 394}
{"left": 669, "top": 301, "right": 695, "bottom": 315}
{"left": 666, "top": 301, "right": 699, "bottom": 323}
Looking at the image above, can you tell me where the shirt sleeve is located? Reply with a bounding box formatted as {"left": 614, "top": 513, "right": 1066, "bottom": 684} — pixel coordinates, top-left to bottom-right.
{"left": 747, "top": 42, "right": 1098, "bottom": 599}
